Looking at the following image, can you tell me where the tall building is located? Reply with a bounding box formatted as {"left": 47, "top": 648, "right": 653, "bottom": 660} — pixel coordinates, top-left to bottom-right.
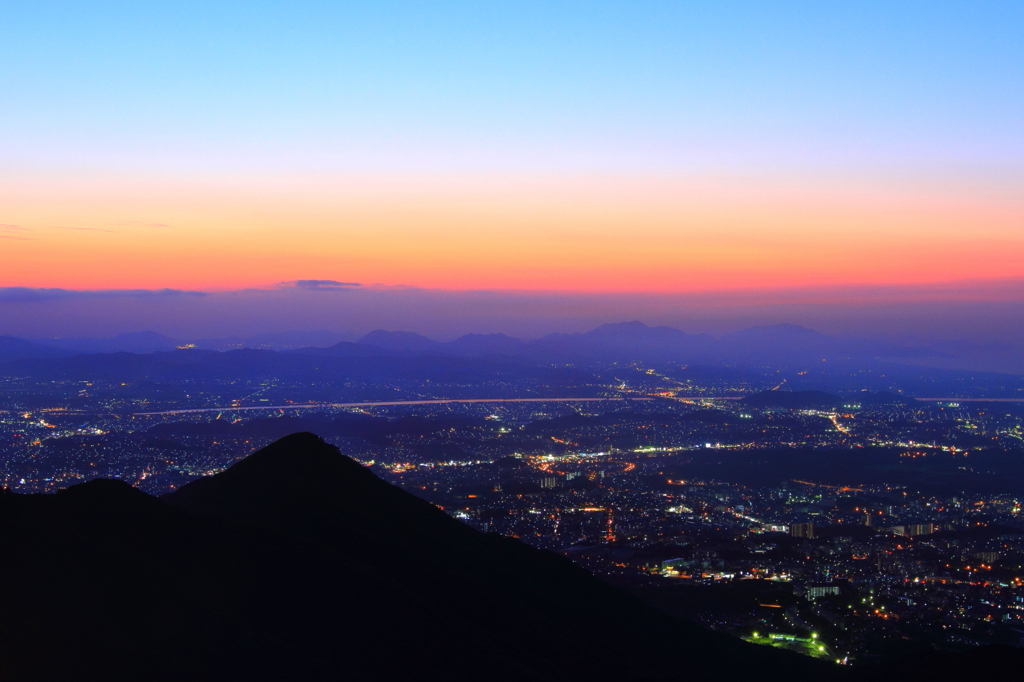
{"left": 790, "top": 522, "right": 815, "bottom": 539}
{"left": 804, "top": 583, "right": 841, "bottom": 600}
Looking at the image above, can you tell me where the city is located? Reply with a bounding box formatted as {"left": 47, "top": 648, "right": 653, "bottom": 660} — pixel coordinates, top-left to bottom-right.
{"left": 3, "top": 362, "right": 1022, "bottom": 666}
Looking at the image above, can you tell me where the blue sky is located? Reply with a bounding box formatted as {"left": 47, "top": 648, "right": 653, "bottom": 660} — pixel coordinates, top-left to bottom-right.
{"left": 4, "top": 0, "right": 1022, "bottom": 174}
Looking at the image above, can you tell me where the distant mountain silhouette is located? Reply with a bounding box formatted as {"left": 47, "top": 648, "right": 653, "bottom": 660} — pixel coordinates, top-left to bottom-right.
{"left": 34, "top": 330, "right": 354, "bottom": 354}
{"left": 357, "top": 329, "right": 445, "bottom": 353}
{"left": 336, "top": 321, "right": 953, "bottom": 368}
{"left": 191, "top": 330, "right": 347, "bottom": 351}
{"left": 726, "top": 323, "right": 824, "bottom": 340}
{"left": 108, "top": 330, "right": 180, "bottom": 351}
{"left": 0, "top": 335, "right": 73, "bottom": 361}
{"left": 38, "top": 330, "right": 181, "bottom": 353}
{"left": 289, "top": 339, "right": 400, "bottom": 357}
{"left": 717, "top": 324, "right": 842, "bottom": 363}
{"left": 589, "top": 320, "right": 678, "bottom": 338}
{"left": 11, "top": 319, "right": 1005, "bottom": 373}
{"left": 3, "top": 433, "right": 842, "bottom": 681}
{"left": 532, "top": 321, "right": 716, "bottom": 361}
{"left": 449, "top": 332, "right": 531, "bottom": 356}
{"left": 722, "top": 323, "right": 830, "bottom": 347}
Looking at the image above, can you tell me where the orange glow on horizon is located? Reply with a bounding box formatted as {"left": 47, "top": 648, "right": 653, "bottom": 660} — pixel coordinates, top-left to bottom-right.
{"left": 2, "top": 169, "right": 1022, "bottom": 293}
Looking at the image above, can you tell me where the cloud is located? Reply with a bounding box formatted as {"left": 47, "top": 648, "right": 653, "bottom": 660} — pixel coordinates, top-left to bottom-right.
{"left": 0, "top": 224, "right": 29, "bottom": 230}
{"left": 0, "top": 235, "right": 34, "bottom": 240}
{"left": 0, "top": 287, "right": 206, "bottom": 302}
{"left": 108, "top": 221, "right": 171, "bottom": 227}
{"left": 289, "top": 280, "right": 362, "bottom": 289}
{"left": 49, "top": 226, "right": 115, "bottom": 233}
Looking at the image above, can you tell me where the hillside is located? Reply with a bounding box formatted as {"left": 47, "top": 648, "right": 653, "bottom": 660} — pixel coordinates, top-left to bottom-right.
{"left": 1, "top": 434, "right": 1019, "bottom": 680}
{"left": 1, "top": 433, "right": 831, "bottom": 681}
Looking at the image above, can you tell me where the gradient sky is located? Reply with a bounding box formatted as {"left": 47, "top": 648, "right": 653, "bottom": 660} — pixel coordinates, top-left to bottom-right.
{"left": 2, "top": 1, "right": 1023, "bottom": 293}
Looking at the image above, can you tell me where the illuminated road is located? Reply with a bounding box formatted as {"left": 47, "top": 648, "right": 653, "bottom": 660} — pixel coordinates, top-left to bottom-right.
{"left": 827, "top": 413, "right": 851, "bottom": 435}
{"left": 135, "top": 396, "right": 655, "bottom": 416}
{"left": 132, "top": 394, "right": 1016, "bottom": 416}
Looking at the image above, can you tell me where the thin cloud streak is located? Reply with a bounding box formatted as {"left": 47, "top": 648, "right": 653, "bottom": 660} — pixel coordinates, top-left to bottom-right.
{"left": 0, "top": 287, "right": 206, "bottom": 303}
{"left": 289, "top": 280, "right": 362, "bottom": 289}
{"left": 49, "top": 226, "right": 116, "bottom": 233}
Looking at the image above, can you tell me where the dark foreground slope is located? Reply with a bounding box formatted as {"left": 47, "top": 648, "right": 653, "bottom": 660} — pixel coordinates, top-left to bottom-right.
{"left": 0, "top": 434, "right": 823, "bottom": 681}
{"left": 0, "top": 434, "right": 1016, "bottom": 681}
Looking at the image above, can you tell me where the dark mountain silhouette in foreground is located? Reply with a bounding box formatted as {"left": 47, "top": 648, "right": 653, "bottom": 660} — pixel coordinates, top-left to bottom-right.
{"left": 1, "top": 434, "right": 825, "bottom": 681}
{"left": 2, "top": 434, "right": 1021, "bottom": 680}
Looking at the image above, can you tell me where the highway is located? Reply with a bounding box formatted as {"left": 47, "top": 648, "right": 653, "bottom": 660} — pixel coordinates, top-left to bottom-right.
{"left": 132, "top": 394, "right": 1019, "bottom": 416}
{"left": 134, "top": 396, "right": 659, "bottom": 416}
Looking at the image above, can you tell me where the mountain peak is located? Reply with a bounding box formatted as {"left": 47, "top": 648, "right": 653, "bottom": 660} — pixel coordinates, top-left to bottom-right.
{"left": 59, "top": 477, "right": 140, "bottom": 499}
{"left": 163, "top": 432, "right": 373, "bottom": 511}
{"left": 0, "top": 336, "right": 72, "bottom": 361}
{"left": 729, "top": 323, "right": 826, "bottom": 338}
{"left": 162, "top": 432, "right": 460, "bottom": 546}
{"left": 451, "top": 332, "right": 519, "bottom": 341}
{"left": 586, "top": 320, "right": 650, "bottom": 335}
{"left": 448, "top": 333, "right": 527, "bottom": 355}
{"left": 111, "top": 331, "right": 177, "bottom": 343}
{"left": 357, "top": 329, "right": 440, "bottom": 351}
{"left": 3, "top": 432, "right": 848, "bottom": 681}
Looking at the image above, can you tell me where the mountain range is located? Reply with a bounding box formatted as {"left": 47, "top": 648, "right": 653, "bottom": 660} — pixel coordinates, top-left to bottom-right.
{"left": 32, "top": 330, "right": 349, "bottom": 354}
{"left": 19, "top": 321, "right": 1022, "bottom": 375}
{"left": 0, "top": 335, "right": 78, "bottom": 361}
{"left": 5, "top": 323, "right": 1024, "bottom": 400}
{"left": 9, "top": 321, "right": 951, "bottom": 367}
{"left": 3, "top": 433, "right": 1019, "bottom": 680}
{"left": 336, "top": 321, "right": 948, "bottom": 366}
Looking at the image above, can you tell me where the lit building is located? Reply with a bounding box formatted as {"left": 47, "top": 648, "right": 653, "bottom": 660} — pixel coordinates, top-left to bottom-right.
{"left": 803, "top": 583, "right": 842, "bottom": 600}
{"left": 790, "top": 522, "right": 815, "bottom": 539}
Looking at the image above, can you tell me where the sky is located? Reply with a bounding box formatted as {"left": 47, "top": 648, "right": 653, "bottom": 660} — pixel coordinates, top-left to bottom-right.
{"left": 1, "top": 1, "right": 1023, "bottom": 342}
